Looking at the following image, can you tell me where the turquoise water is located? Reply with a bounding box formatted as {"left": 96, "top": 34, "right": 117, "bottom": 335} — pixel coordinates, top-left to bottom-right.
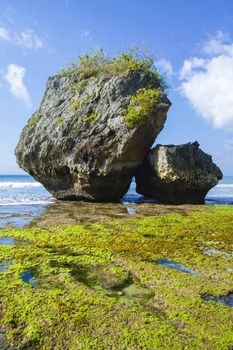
{"left": 0, "top": 175, "right": 232, "bottom": 228}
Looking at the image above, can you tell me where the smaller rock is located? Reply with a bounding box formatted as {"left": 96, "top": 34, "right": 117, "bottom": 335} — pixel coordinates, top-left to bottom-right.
{"left": 136, "top": 142, "right": 223, "bottom": 204}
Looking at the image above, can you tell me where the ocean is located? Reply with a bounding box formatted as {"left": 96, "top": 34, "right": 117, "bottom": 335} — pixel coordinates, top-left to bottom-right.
{"left": 0, "top": 174, "right": 232, "bottom": 228}
{"left": 0, "top": 175, "right": 52, "bottom": 228}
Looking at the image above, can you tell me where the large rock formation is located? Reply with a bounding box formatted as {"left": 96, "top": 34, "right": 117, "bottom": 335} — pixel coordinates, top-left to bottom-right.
{"left": 15, "top": 69, "right": 170, "bottom": 201}
{"left": 136, "top": 142, "right": 223, "bottom": 204}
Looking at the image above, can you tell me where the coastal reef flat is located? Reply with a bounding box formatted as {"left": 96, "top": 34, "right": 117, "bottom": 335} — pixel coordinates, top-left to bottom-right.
{"left": 0, "top": 205, "right": 232, "bottom": 349}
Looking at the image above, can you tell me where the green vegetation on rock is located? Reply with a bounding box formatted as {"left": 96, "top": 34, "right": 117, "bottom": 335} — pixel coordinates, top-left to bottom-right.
{"left": 0, "top": 206, "right": 233, "bottom": 349}
{"left": 54, "top": 116, "right": 65, "bottom": 127}
{"left": 28, "top": 114, "right": 42, "bottom": 127}
{"left": 75, "top": 77, "right": 92, "bottom": 94}
{"left": 81, "top": 110, "right": 97, "bottom": 125}
{"left": 69, "top": 100, "right": 80, "bottom": 112}
{"left": 61, "top": 48, "right": 166, "bottom": 89}
{"left": 70, "top": 94, "right": 93, "bottom": 113}
{"left": 123, "top": 88, "right": 161, "bottom": 128}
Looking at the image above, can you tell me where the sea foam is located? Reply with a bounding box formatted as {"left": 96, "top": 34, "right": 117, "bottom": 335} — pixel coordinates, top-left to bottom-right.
{"left": 0, "top": 182, "right": 42, "bottom": 188}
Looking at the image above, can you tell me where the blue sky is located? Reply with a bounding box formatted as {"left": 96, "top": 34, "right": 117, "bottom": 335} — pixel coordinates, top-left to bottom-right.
{"left": 0, "top": 0, "right": 233, "bottom": 175}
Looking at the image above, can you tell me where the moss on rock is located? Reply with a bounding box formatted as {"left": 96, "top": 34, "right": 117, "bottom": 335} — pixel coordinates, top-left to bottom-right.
{"left": 28, "top": 114, "right": 42, "bottom": 127}
{"left": 81, "top": 111, "right": 97, "bottom": 125}
{"left": 123, "top": 88, "right": 161, "bottom": 128}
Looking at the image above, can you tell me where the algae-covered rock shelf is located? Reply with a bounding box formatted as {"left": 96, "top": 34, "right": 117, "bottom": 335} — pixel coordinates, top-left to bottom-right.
{"left": 0, "top": 206, "right": 233, "bottom": 349}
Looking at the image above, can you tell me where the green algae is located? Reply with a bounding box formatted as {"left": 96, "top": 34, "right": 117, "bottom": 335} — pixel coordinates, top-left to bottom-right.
{"left": 0, "top": 205, "right": 232, "bottom": 349}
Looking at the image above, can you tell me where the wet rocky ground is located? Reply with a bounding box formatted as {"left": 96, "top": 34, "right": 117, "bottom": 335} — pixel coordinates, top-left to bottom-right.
{"left": 30, "top": 200, "right": 205, "bottom": 228}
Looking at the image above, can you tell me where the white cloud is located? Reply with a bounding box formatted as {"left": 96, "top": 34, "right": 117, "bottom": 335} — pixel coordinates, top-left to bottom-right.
{"left": 180, "top": 31, "right": 233, "bottom": 130}
{"left": 0, "top": 26, "right": 10, "bottom": 40}
{"left": 179, "top": 57, "right": 206, "bottom": 79}
{"left": 201, "top": 30, "right": 233, "bottom": 56}
{"left": 16, "top": 29, "right": 44, "bottom": 49}
{"left": 0, "top": 25, "right": 44, "bottom": 50}
{"left": 4, "top": 64, "right": 31, "bottom": 106}
{"left": 155, "top": 58, "right": 173, "bottom": 77}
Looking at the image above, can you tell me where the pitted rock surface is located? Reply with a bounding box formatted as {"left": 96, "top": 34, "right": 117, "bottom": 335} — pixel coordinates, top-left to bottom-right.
{"left": 15, "top": 70, "right": 170, "bottom": 201}
{"left": 136, "top": 142, "right": 223, "bottom": 204}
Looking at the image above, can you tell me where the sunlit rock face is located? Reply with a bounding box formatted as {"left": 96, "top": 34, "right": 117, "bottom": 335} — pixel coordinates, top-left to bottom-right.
{"left": 15, "top": 70, "right": 170, "bottom": 202}
{"left": 136, "top": 142, "right": 223, "bottom": 204}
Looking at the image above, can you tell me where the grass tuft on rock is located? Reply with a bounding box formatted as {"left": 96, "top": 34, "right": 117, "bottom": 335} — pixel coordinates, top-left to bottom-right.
{"left": 61, "top": 47, "right": 167, "bottom": 90}
{"left": 28, "top": 114, "right": 42, "bottom": 127}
